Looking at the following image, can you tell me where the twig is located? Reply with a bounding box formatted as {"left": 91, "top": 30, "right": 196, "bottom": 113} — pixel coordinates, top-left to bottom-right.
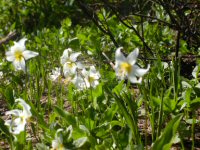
{"left": 76, "top": 0, "right": 119, "bottom": 48}
{"left": 0, "top": 31, "right": 18, "bottom": 46}
{"left": 102, "top": 0, "right": 154, "bottom": 56}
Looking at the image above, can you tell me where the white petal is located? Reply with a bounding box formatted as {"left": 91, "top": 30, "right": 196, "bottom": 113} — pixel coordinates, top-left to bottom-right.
{"left": 23, "top": 50, "right": 38, "bottom": 60}
{"left": 192, "top": 66, "right": 198, "bottom": 78}
{"left": 70, "top": 52, "right": 81, "bottom": 62}
{"left": 63, "top": 63, "right": 77, "bottom": 76}
{"left": 115, "top": 47, "right": 126, "bottom": 65}
{"left": 82, "top": 68, "right": 88, "bottom": 77}
{"left": 132, "top": 64, "right": 150, "bottom": 77}
{"left": 60, "top": 48, "right": 71, "bottom": 65}
{"left": 128, "top": 75, "right": 142, "bottom": 84}
{"left": 127, "top": 48, "right": 139, "bottom": 65}
{"left": 18, "top": 38, "right": 27, "bottom": 45}
{"left": 89, "top": 66, "right": 96, "bottom": 74}
{"left": 12, "top": 122, "right": 25, "bottom": 134}
{"left": 6, "top": 51, "right": 15, "bottom": 62}
{"left": 92, "top": 80, "right": 99, "bottom": 88}
{"left": 77, "top": 62, "right": 84, "bottom": 69}
{"left": 52, "top": 139, "right": 59, "bottom": 149}
{"left": 16, "top": 98, "right": 32, "bottom": 118}
{"left": 72, "top": 75, "right": 86, "bottom": 90}
{"left": 5, "top": 109, "right": 21, "bottom": 116}
{"left": 4, "top": 120, "right": 12, "bottom": 126}
{"left": 11, "top": 43, "right": 25, "bottom": 52}
{"left": 18, "top": 38, "right": 27, "bottom": 48}
{"left": 13, "top": 59, "right": 26, "bottom": 71}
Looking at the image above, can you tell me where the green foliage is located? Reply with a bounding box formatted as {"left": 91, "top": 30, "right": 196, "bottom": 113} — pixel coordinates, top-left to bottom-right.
{"left": 0, "top": 0, "right": 199, "bottom": 149}
{"left": 152, "top": 114, "right": 183, "bottom": 150}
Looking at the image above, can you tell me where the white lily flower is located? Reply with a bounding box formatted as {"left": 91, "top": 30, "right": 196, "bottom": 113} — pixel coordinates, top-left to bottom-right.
{"left": 5, "top": 38, "right": 39, "bottom": 71}
{"left": 5, "top": 98, "right": 32, "bottom": 135}
{"left": 82, "top": 66, "right": 100, "bottom": 88}
{"left": 50, "top": 67, "right": 61, "bottom": 81}
{"left": 115, "top": 47, "right": 150, "bottom": 84}
{"left": 51, "top": 129, "right": 65, "bottom": 150}
{"left": 60, "top": 48, "right": 81, "bottom": 77}
{"left": 72, "top": 74, "right": 87, "bottom": 90}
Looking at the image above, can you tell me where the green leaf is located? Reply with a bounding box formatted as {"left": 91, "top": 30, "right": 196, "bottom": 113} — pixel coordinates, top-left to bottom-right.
{"left": 103, "top": 103, "right": 118, "bottom": 122}
{"left": 4, "top": 85, "right": 14, "bottom": 107}
{"left": 152, "top": 114, "right": 183, "bottom": 150}
{"left": 92, "top": 83, "right": 103, "bottom": 109}
{"left": 112, "top": 80, "right": 124, "bottom": 95}
{"left": 0, "top": 117, "right": 11, "bottom": 137}
{"left": 54, "top": 106, "right": 76, "bottom": 127}
{"left": 35, "top": 143, "right": 49, "bottom": 150}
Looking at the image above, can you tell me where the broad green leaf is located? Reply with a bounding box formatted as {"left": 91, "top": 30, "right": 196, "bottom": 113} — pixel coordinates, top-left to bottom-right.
{"left": 103, "top": 103, "right": 118, "bottom": 122}
{"left": 0, "top": 117, "right": 11, "bottom": 137}
{"left": 54, "top": 106, "right": 76, "bottom": 127}
{"left": 152, "top": 114, "right": 183, "bottom": 150}
{"left": 35, "top": 143, "right": 49, "bottom": 150}
{"left": 4, "top": 85, "right": 14, "bottom": 107}
{"left": 112, "top": 80, "right": 124, "bottom": 95}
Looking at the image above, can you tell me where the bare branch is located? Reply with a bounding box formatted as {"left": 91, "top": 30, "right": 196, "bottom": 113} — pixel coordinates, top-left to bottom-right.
{"left": 0, "top": 31, "right": 18, "bottom": 46}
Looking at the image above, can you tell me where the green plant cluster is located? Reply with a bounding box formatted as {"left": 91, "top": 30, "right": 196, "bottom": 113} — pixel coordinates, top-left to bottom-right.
{"left": 0, "top": 0, "right": 200, "bottom": 149}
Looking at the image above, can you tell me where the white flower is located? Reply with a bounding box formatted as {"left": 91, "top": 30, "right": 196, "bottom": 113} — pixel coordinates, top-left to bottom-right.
{"left": 50, "top": 67, "right": 61, "bottom": 81}
{"left": 60, "top": 48, "right": 81, "bottom": 77}
{"left": 51, "top": 129, "right": 65, "bottom": 150}
{"left": 5, "top": 38, "right": 39, "bottom": 71}
{"left": 72, "top": 74, "right": 86, "bottom": 90}
{"left": 82, "top": 66, "right": 100, "bottom": 88}
{"left": 5, "top": 98, "right": 32, "bottom": 135}
{"left": 115, "top": 47, "right": 150, "bottom": 84}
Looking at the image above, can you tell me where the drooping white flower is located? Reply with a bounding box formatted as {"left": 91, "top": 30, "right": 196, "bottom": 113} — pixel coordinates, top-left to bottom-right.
{"left": 60, "top": 48, "right": 82, "bottom": 77}
{"left": 6, "top": 38, "right": 39, "bottom": 71}
{"left": 115, "top": 47, "right": 150, "bottom": 84}
{"left": 49, "top": 67, "right": 61, "bottom": 81}
{"left": 51, "top": 129, "right": 65, "bottom": 150}
{"left": 82, "top": 66, "right": 100, "bottom": 88}
{"left": 5, "top": 98, "right": 32, "bottom": 135}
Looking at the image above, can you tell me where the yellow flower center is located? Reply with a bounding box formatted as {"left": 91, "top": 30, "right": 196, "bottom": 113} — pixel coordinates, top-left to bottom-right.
{"left": 120, "top": 62, "right": 132, "bottom": 74}
{"left": 57, "top": 144, "right": 64, "bottom": 150}
{"left": 14, "top": 50, "right": 23, "bottom": 61}
{"left": 88, "top": 76, "right": 95, "bottom": 83}
{"left": 19, "top": 115, "right": 26, "bottom": 124}
{"left": 67, "top": 61, "right": 75, "bottom": 68}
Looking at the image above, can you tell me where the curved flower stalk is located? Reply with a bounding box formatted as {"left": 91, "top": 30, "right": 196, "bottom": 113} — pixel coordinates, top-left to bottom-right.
{"left": 115, "top": 47, "right": 150, "bottom": 84}
{"left": 60, "top": 48, "right": 82, "bottom": 77}
{"left": 4, "top": 98, "right": 32, "bottom": 135}
{"left": 82, "top": 66, "right": 100, "bottom": 88}
{"left": 6, "top": 38, "right": 39, "bottom": 71}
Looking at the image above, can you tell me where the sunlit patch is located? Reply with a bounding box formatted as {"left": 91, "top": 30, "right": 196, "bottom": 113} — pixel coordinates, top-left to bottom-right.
{"left": 14, "top": 50, "right": 23, "bottom": 61}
